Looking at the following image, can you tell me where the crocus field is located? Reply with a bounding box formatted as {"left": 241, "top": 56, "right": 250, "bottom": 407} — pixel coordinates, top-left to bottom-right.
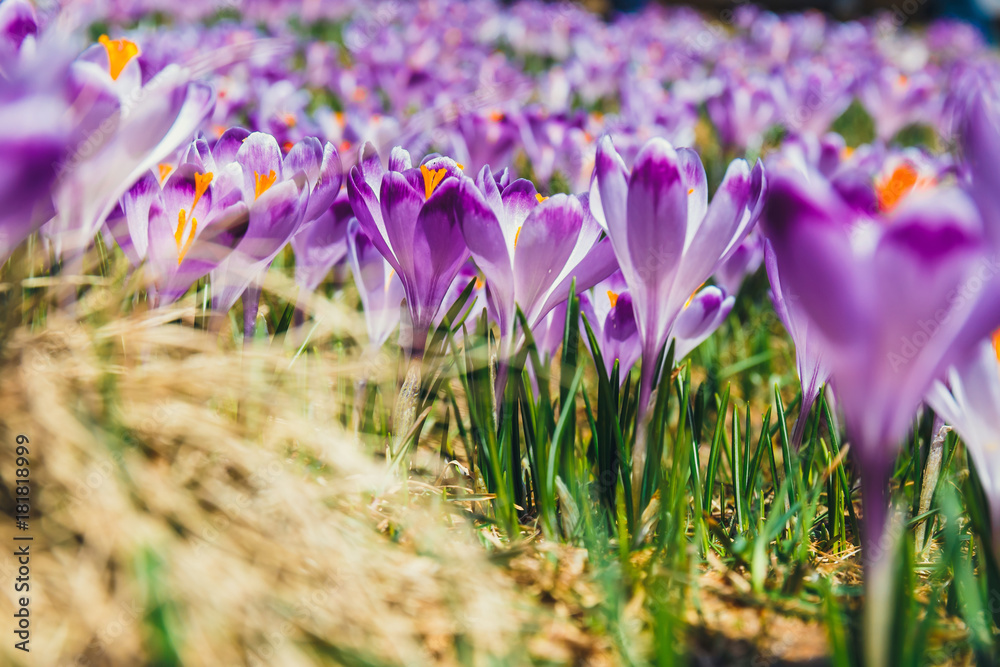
{"left": 5, "top": 0, "right": 1000, "bottom": 664}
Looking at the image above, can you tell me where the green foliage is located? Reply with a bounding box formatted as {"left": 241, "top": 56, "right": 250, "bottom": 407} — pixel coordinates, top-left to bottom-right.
{"left": 831, "top": 98, "right": 877, "bottom": 147}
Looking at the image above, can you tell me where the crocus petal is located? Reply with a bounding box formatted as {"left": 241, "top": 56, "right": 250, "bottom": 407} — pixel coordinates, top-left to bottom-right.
{"left": 761, "top": 171, "right": 872, "bottom": 346}
{"left": 456, "top": 179, "right": 514, "bottom": 336}
{"left": 237, "top": 131, "right": 284, "bottom": 203}
{"left": 677, "top": 147, "right": 708, "bottom": 230}
{"left": 211, "top": 176, "right": 308, "bottom": 312}
{"left": 671, "top": 286, "right": 734, "bottom": 361}
{"left": 595, "top": 136, "right": 632, "bottom": 280}
{"left": 603, "top": 292, "right": 641, "bottom": 381}
{"left": 410, "top": 178, "right": 470, "bottom": 331}
{"left": 388, "top": 146, "right": 412, "bottom": 172}
{"left": 680, "top": 158, "right": 759, "bottom": 300}
{"left": 347, "top": 219, "right": 403, "bottom": 348}
{"left": 213, "top": 127, "right": 251, "bottom": 166}
{"left": 513, "top": 194, "right": 583, "bottom": 325}
{"left": 358, "top": 141, "right": 384, "bottom": 192}
{"left": 120, "top": 170, "right": 162, "bottom": 262}
{"left": 501, "top": 179, "right": 540, "bottom": 253}
{"left": 102, "top": 204, "right": 139, "bottom": 267}
{"left": 346, "top": 165, "right": 399, "bottom": 274}
{"left": 962, "top": 92, "right": 1000, "bottom": 250}
{"left": 291, "top": 194, "right": 352, "bottom": 292}
{"left": 625, "top": 138, "right": 688, "bottom": 344}
{"left": 475, "top": 164, "right": 504, "bottom": 223}
{"left": 308, "top": 142, "right": 344, "bottom": 222}
{"left": 379, "top": 171, "right": 425, "bottom": 282}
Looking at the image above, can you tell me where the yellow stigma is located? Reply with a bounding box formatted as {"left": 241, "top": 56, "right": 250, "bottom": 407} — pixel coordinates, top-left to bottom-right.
{"left": 192, "top": 172, "right": 213, "bottom": 211}
{"left": 687, "top": 188, "right": 694, "bottom": 195}
{"left": 535, "top": 193, "right": 548, "bottom": 203}
{"left": 254, "top": 170, "right": 277, "bottom": 201}
{"left": 282, "top": 112, "right": 297, "bottom": 128}
{"left": 98, "top": 35, "right": 139, "bottom": 81}
{"left": 385, "top": 268, "right": 396, "bottom": 293}
{"left": 474, "top": 277, "right": 484, "bottom": 290}
{"left": 607, "top": 290, "right": 619, "bottom": 308}
{"left": 158, "top": 163, "right": 173, "bottom": 183}
{"left": 514, "top": 226, "right": 522, "bottom": 249}
{"left": 993, "top": 328, "right": 1000, "bottom": 365}
{"left": 457, "top": 163, "right": 465, "bottom": 170}
{"left": 174, "top": 209, "right": 197, "bottom": 265}
{"left": 420, "top": 164, "right": 447, "bottom": 200}
{"left": 841, "top": 146, "right": 855, "bottom": 160}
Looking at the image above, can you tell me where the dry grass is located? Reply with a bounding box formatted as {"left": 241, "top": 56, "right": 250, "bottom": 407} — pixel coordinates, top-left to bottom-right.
{"left": 0, "top": 303, "right": 541, "bottom": 666}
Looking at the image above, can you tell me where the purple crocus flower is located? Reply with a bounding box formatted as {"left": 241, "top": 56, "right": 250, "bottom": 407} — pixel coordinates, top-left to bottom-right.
{"left": 761, "top": 168, "right": 990, "bottom": 577}
{"left": 715, "top": 231, "right": 764, "bottom": 296}
{"left": 290, "top": 193, "right": 353, "bottom": 293}
{"left": 0, "top": 0, "right": 36, "bottom": 68}
{"left": 671, "top": 285, "right": 734, "bottom": 362}
{"left": 580, "top": 273, "right": 640, "bottom": 384}
{"left": 858, "top": 67, "right": 937, "bottom": 142}
{"left": 346, "top": 143, "right": 470, "bottom": 356}
{"left": 346, "top": 219, "right": 405, "bottom": 350}
{"left": 0, "top": 4, "right": 85, "bottom": 261}
{"left": 448, "top": 109, "right": 520, "bottom": 178}
{"left": 124, "top": 165, "right": 249, "bottom": 306}
{"left": 926, "top": 335, "right": 1000, "bottom": 554}
{"left": 593, "top": 136, "right": 764, "bottom": 436}
{"left": 209, "top": 131, "right": 341, "bottom": 323}
{"left": 48, "top": 34, "right": 216, "bottom": 257}
{"left": 455, "top": 166, "right": 617, "bottom": 394}
{"left": 458, "top": 165, "right": 617, "bottom": 351}
{"left": 706, "top": 71, "right": 784, "bottom": 153}
{"left": 764, "top": 240, "right": 831, "bottom": 448}
{"left": 950, "top": 92, "right": 1000, "bottom": 357}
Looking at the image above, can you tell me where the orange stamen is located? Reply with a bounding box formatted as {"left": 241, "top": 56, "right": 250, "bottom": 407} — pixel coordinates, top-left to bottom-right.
{"left": 489, "top": 110, "right": 505, "bottom": 122}
{"left": 419, "top": 164, "right": 447, "bottom": 199}
{"left": 339, "top": 140, "right": 352, "bottom": 153}
{"left": 98, "top": 35, "right": 139, "bottom": 81}
{"left": 514, "top": 226, "right": 522, "bottom": 249}
{"left": 192, "top": 172, "right": 213, "bottom": 211}
{"left": 254, "top": 170, "right": 277, "bottom": 200}
{"left": 282, "top": 112, "right": 297, "bottom": 128}
{"left": 174, "top": 209, "right": 197, "bottom": 265}
{"left": 607, "top": 290, "right": 619, "bottom": 308}
{"left": 158, "top": 163, "right": 173, "bottom": 183}
{"left": 876, "top": 163, "right": 920, "bottom": 212}
{"left": 993, "top": 328, "right": 1000, "bottom": 364}
{"left": 687, "top": 188, "right": 694, "bottom": 195}
{"left": 535, "top": 193, "right": 548, "bottom": 203}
